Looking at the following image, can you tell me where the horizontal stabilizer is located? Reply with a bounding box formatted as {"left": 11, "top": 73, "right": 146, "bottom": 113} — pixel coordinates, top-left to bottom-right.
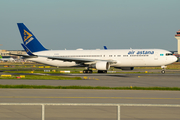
{"left": 21, "top": 43, "right": 34, "bottom": 55}
{"left": 9, "top": 53, "right": 37, "bottom": 58}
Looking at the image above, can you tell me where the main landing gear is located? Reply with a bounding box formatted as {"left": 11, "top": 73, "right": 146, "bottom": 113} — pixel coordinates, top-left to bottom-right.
{"left": 83, "top": 67, "right": 107, "bottom": 74}
{"left": 97, "top": 70, "right": 107, "bottom": 73}
{"left": 83, "top": 67, "right": 93, "bottom": 73}
{"left": 83, "top": 70, "right": 107, "bottom": 73}
{"left": 83, "top": 70, "right": 93, "bottom": 73}
{"left": 161, "top": 66, "right": 167, "bottom": 74}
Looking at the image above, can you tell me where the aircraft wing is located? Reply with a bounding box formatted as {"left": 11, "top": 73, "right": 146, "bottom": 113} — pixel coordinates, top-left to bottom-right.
{"left": 39, "top": 55, "right": 117, "bottom": 64}
{"left": 9, "top": 53, "right": 38, "bottom": 58}
{"left": 10, "top": 53, "right": 117, "bottom": 64}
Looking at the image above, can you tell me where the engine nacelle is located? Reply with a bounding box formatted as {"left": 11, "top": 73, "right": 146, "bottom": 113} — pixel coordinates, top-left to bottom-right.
{"left": 115, "top": 67, "right": 134, "bottom": 70}
{"left": 95, "top": 61, "right": 110, "bottom": 70}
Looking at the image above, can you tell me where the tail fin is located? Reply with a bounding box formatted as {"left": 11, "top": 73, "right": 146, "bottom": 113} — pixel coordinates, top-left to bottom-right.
{"left": 17, "top": 23, "right": 47, "bottom": 52}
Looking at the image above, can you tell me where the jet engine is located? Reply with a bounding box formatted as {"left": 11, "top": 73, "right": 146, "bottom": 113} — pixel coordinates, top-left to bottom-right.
{"left": 94, "top": 61, "right": 110, "bottom": 70}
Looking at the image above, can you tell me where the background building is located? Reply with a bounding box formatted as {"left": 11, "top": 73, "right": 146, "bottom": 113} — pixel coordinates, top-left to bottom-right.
{"left": 0, "top": 50, "right": 26, "bottom": 61}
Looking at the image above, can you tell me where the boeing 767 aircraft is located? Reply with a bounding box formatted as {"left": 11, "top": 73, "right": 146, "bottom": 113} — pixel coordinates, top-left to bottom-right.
{"left": 11, "top": 23, "right": 177, "bottom": 74}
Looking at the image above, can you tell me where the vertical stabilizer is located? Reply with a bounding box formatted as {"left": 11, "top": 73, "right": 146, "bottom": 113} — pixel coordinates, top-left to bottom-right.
{"left": 17, "top": 23, "right": 47, "bottom": 53}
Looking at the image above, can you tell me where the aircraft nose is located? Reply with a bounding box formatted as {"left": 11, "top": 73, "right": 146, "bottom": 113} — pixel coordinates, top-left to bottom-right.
{"left": 172, "top": 56, "right": 177, "bottom": 62}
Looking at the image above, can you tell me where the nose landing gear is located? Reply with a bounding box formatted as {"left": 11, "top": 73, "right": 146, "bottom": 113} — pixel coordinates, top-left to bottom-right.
{"left": 161, "top": 66, "right": 167, "bottom": 74}
{"left": 161, "top": 70, "right": 165, "bottom": 74}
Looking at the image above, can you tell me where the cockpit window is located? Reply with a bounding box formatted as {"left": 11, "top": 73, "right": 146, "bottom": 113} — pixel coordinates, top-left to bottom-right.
{"left": 166, "top": 53, "right": 173, "bottom": 56}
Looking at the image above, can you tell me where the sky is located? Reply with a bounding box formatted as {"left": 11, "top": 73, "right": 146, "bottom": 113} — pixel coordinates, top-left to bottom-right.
{"left": 0, "top": 0, "right": 180, "bottom": 51}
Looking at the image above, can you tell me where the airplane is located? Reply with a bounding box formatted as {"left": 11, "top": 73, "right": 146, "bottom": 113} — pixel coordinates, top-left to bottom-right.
{"left": 0, "top": 55, "right": 15, "bottom": 62}
{"left": 11, "top": 23, "right": 177, "bottom": 74}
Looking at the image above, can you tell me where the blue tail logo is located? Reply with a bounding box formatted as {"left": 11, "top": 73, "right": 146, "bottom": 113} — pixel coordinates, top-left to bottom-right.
{"left": 17, "top": 23, "right": 47, "bottom": 53}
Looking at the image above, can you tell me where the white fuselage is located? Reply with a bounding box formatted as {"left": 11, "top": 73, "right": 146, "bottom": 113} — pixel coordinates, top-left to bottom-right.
{"left": 25, "top": 49, "right": 177, "bottom": 68}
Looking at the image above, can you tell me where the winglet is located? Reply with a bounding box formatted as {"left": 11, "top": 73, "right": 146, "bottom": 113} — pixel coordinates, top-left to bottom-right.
{"left": 104, "top": 46, "right": 107, "bottom": 50}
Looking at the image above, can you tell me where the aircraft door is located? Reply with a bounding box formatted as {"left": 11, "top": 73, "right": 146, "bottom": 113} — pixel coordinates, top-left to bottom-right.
{"left": 154, "top": 52, "right": 158, "bottom": 60}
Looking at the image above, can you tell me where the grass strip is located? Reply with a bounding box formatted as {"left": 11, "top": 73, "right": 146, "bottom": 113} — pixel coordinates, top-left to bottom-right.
{"left": 0, "top": 85, "right": 179, "bottom": 91}
{"left": 0, "top": 75, "right": 82, "bottom": 80}
{"left": 4, "top": 71, "right": 154, "bottom": 74}
{"left": 4, "top": 71, "right": 83, "bottom": 74}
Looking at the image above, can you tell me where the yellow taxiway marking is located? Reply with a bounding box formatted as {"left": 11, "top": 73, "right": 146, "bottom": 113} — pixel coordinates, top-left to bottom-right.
{"left": 0, "top": 96, "right": 180, "bottom": 100}
{"left": 83, "top": 77, "right": 99, "bottom": 80}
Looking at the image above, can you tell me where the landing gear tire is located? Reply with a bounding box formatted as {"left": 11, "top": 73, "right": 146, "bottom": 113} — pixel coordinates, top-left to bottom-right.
{"left": 88, "top": 70, "right": 92, "bottom": 73}
{"left": 97, "top": 70, "right": 107, "bottom": 73}
{"left": 161, "top": 66, "right": 167, "bottom": 74}
{"left": 83, "top": 70, "right": 92, "bottom": 73}
{"left": 161, "top": 70, "right": 165, "bottom": 74}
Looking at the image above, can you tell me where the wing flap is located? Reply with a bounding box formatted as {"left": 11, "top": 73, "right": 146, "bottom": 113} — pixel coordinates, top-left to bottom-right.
{"left": 40, "top": 55, "right": 117, "bottom": 64}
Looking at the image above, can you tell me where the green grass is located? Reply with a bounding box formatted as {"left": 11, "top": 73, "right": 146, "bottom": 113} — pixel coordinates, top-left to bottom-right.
{"left": 0, "top": 85, "right": 179, "bottom": 91}
{"left": 4, "top": 70, "right": 83, "bottom": 74}
{"left": 1, "top": 62, "right": 180, "bottom": 75}
{"left": 3, "top": 70, "right": 156, "bottom": 74}
{"left": 0, "top": 75, "right": 82, "bottom": 80}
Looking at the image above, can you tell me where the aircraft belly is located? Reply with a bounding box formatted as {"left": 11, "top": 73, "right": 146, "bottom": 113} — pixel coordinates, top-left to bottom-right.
{"left": 120, "top": 58, "right": 132, "bottom": 66}
{"left": 26, "top": 57, "right": 76, "bottom": 67}
{"left": 132, "top": 59, "right": 146, "bottom": 66}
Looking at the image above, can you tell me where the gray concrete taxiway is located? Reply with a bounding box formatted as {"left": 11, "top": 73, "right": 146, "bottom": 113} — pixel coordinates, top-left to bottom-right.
{"left": 0, "top": 89, "right": 180, "bottom": 120}
{"left": 0, "top": 72, "right": 180, "bottom": 120}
